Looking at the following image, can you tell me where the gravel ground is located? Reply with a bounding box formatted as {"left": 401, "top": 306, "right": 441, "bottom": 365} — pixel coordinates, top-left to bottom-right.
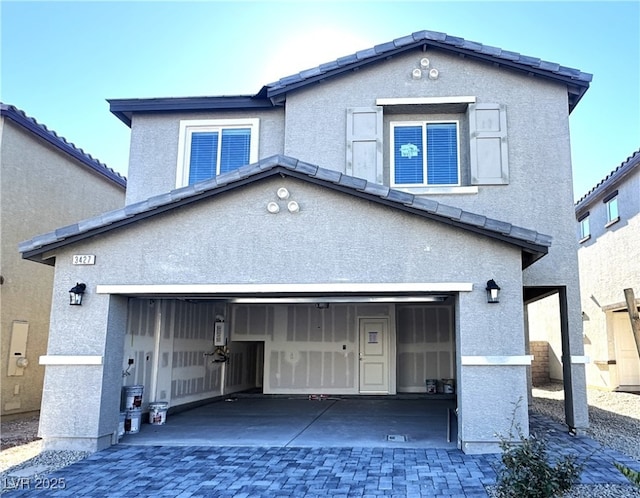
{"left": 531, "top": 383, "right": 640, "bottom": 462}
{"left": 1, "top": 386, "right": 639, "bottom": 497}
{"left": 526, "top": 383, "right": 640, "bottom": 497}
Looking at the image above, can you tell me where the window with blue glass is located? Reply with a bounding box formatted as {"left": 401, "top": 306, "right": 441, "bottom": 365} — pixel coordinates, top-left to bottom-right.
{"left": 177, "top": 119, "right": 259, "bottom": 187}
{"left": 391, "top": 121, "right": 459, "bottom": 187}
{"left": 606, "top": 195, "right": 619, "bottom": 225}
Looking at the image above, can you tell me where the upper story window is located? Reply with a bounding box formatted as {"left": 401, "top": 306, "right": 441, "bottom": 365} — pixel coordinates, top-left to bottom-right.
{"left": 390, "top": 121, "right": 459, "bottom": 187}
{"left": 176, "top": 118, "right": 259, "bottom": 187}
{"left": 604, "top": 191, "right": 619, "bottom": 226}
{"left": 350, "top": 99, "right": 509, "bottom": 194}
{"left": 578, "top": 214, "right": 590, "bottom": 242}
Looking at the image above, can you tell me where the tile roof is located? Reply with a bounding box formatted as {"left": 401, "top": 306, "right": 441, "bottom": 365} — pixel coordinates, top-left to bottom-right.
{"left": 20, "top": 155, "right": 550, "bottom": 268}
{"left": 575, "top": 149, "right": 640, "bottom": 211}
{"left": 108, "top": 29, "right": 592, "bottom": 125}
{"left": 1, "top": 103, "right": 126, "bottom": 188}
{"left": 258, "top": 29, "right": 591, "bottom": 111}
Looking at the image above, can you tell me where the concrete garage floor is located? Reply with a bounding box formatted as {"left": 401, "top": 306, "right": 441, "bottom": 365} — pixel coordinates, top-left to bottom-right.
{"left": 120, "top": 396, "right": 457, "bottom": 449}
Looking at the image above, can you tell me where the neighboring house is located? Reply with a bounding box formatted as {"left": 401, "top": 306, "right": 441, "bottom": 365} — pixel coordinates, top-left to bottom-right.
{"left": 19, "top": 30, "right": 592, "bottom": 454}
{"left": 1, "top": 104, "right": 126, "bottom": 418}
{"left": 576, "top": 150, "right": 640, "bottom": 391}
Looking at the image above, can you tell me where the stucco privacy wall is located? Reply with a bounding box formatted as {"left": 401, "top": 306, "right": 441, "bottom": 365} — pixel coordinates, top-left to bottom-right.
{"left": 125, "top": 109, "right": 285, "bottom": 204}
{"left": 1, "top": 118, "right": 125, "bottom": 417}
{"left": 39, "top": 176, "right": 526, "bottom": 451}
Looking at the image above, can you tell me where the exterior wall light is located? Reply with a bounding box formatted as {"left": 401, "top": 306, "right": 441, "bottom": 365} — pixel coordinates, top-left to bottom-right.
{"left": 412, "top": 68, "right": 422, "bottom": 80}
{"left": 277, "top": 187, "right": 290, "bottom": 200}
{"left": 485, "top": 279, "right": 501, "bottom": 304}
{"left": 267, "top": 201, "right": 280, "bottom": 213}
{"left": 69, "top": 282, "right": 86, "bottom": 306}
{"left": 287, "top": 201, "right": 300, "bottom": 213}
{"left": 428, "top": 68, "right": 439, "bottom": 80}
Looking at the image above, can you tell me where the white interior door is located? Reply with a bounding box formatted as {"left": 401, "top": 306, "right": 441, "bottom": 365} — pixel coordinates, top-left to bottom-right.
{"left": 614, "top": 312, "right": 640, "bottom": 387}
{"left": 359, "top": 317, "right": 390, "bottom": 393}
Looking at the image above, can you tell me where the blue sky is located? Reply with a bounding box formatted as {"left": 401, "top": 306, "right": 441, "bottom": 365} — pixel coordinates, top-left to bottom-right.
{"left": 2, "top": 1, "right": 638, "bottom": 200}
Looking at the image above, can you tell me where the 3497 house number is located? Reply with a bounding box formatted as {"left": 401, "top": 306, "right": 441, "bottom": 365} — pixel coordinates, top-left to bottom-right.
{"left": 72, "top": 254, "right": 95, "bottom": 265}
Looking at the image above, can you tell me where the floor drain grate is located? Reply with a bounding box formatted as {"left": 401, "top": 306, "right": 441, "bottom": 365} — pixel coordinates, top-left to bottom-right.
{"left": 387, "top": 434, "right": 407, "bottom": 442}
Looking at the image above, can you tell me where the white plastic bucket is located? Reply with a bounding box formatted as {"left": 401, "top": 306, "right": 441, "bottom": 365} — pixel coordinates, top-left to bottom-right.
{"left": 148, "top": 401, "right": 169, "bottom": 425}
{"left": 442, "top": 379, "right": 455, "bottom": 394}
{"left": 123, "top": 385, "right": 144, "bottom": 410}
{"left": 118, "top": 412, "right": 126, "bottom": 440}
{"left": 125, "top": 409, "right": 142, "bottom": 434}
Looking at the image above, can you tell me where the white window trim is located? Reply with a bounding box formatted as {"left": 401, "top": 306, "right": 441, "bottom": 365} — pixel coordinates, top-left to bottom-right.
{"left": 376, "top": 96, "right": 476, "bottom": 106}
{"left": 395, "top": 186, "right": 478, "bottom": 195}
{"left": 176, "top": 118, "right": 259, "bottom": 188}
{"left": 390, "top": 120, "right": 461, "bottom": 188}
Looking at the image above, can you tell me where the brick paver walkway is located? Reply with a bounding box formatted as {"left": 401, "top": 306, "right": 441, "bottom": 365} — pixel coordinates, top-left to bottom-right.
{"left": 2, "top": 414, "right": 638, "bottom": 497}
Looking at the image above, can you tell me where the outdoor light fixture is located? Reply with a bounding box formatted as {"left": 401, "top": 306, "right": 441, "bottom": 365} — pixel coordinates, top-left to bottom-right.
{"left": 485, "top": 279, "right": 501, "bottom": 304}
{"left": 69, "top": 283, "right": 86, "bottom": 306}
{"left": 316, "top": 303, "right": 330, "bottom": 309}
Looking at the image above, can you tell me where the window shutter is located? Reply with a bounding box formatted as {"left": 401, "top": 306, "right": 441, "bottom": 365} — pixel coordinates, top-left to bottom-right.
{"left": 346, "top": 107, "right": 383, "bottom": 183}
{"left": 468, "top": 103, "right": 509, "bottom": 185}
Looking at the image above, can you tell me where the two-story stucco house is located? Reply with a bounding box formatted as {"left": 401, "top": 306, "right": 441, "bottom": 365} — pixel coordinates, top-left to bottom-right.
{"left": 576, "top": 150, "right": 640, "bottom": 391}
{"left": 1, "top": 104, "right": 126, "bottom": 419}
{"left": 19, "top": 30, "right": 592, "bottom": 454}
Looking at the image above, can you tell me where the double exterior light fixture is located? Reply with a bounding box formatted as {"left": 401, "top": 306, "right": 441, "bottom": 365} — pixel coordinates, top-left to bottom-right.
{"left": 485, "top": 279, "right": 501, "bottom": 304}
{"left": 69, "top": 283, "right": 86, "bottom": 306}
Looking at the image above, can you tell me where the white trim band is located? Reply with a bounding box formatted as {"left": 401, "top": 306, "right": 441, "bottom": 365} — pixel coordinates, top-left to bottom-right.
{"left": 570, "top": 356, "right": 590, "bottom": 364}
{"left": 97, "top": 282, "right": 474, "bottom": 295}
{"left": 461, "top": 355, "right": 534, "bottom": 366}
{"left": 376, "top": 96, "right": 477, "bottom": 106}
{"left": 40, "top": 355, "right": 103, "bottom": 366}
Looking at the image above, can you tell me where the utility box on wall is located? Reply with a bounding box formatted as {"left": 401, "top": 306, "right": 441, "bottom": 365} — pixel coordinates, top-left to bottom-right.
{"left": 8, "top": 321, "right": 29, "bottom": 376}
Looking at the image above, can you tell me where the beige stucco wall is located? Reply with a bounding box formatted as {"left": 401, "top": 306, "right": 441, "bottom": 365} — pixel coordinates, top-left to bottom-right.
{"left": 578, "top": 167, "right": 640, "bottom": 389}
{"left": 0, "top": 118, "right": 125, "bottom": 417}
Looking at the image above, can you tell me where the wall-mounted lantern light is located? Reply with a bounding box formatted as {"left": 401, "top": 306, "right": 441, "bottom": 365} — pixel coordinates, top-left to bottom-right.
{"left": 69, "top": 283, "right": 86, "bottom": 306}
{"left": 485, "top": 279, "right": 501, "bottom": 304}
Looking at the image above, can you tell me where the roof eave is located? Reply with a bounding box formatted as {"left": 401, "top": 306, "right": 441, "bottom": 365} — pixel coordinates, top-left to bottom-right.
{"left": 1, "top": 104, "right": 126, "bottom": 188}
{"left": 263, "top": 39, "right": 590, "bottom": 112}
{"left": 21, "top": 161, "right": 549, "bottom": 267}
{"left": 108, "top": 96, "right": 276, "bottom": 128}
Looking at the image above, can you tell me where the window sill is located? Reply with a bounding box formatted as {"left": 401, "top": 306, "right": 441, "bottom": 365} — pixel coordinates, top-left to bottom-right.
{"left": 394, "top": 186, "right": 479, "bottom": 195}
{"left": 578, "top": 235, "right": 591, "bottom": 244}
{"left": 605, "top": 217, "right": 620, "bottom": 228}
